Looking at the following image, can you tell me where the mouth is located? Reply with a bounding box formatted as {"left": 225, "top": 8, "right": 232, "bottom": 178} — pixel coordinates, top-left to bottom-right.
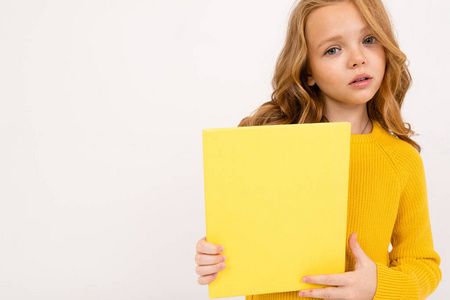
{"left": 350, "top": 77, "right": 371, "bottom": 84}
{"left": 349, "top": 77, "right": 372, "bottom": 87}
{"left": 349, "top": 73, "right": 373, "bottom": 85}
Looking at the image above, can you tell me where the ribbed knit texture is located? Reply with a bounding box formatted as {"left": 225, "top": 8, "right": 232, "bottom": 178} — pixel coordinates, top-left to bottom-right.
{"left": 244, "top": 120, "right": 442, "bottom": 300}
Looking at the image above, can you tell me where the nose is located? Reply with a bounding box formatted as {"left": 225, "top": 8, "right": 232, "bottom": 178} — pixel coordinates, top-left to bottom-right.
{"left": 349, "top": 46, "right": 367, "bottom": 68}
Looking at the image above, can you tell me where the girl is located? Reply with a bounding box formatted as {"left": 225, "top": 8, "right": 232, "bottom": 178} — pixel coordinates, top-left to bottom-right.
{"left": 195, "top": 0, "right": 442, "bottom": 299}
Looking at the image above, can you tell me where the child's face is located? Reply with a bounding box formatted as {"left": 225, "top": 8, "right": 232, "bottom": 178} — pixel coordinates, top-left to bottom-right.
{"left": 305, "top": 1, "right": 386, "bottom": 107}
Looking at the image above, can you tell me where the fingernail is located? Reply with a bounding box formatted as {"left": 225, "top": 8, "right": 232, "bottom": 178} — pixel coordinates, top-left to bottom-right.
{"left": 222, "top": 255, "right": 227, "bottom": 262}
{"left": 302, "top": 277, "right": 309, "bottom": 283}
{"left": 220, "top": 263, "right": 226, "bottom": 269}
{"left": 220, "top": 246, "right": 225, "bottom": 252}
{"left": 299, "top": 291, "right": 305, "bottom": 296}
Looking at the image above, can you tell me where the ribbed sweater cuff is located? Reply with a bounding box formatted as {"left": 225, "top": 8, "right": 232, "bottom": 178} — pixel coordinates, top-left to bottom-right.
{"left": 373, "top": 262, "right": 419, "bottom": 299}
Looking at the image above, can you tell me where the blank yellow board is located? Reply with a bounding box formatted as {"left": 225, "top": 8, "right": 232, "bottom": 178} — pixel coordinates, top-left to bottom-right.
{"left": 202, "top": 122, "right": 351, "bottom": 299}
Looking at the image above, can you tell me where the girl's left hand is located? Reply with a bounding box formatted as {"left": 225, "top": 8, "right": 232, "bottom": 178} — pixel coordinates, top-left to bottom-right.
{"left": 299, "top": 233, "right": 377, "bottom": 299}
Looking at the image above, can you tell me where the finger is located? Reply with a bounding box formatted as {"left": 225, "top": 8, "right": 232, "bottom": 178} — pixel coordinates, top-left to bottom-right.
{"left": 196, "top": 262, "right": 226, "bottom": 276}
{"left": 299, "top": 287, "right": 347, "bottom": 299}
{"left": 198, "top": 273, "right": 218, "bottom": 285}
{"left": 302, "top": 273, "right": 348, "bottom": 287}
{"left": 196, "top": 236, "right": 225, "bottom": 255}
{"left": 349, "top": 233, "right": 370, "bottom": 269}
{"left": 350, "top": 233, "right": 361, "bottom": 251}
{"left": 195, "top": 253, "right": 227, "bottom": 266}
{"left": 349, "top": 233, "right": 362, "bottom": 255}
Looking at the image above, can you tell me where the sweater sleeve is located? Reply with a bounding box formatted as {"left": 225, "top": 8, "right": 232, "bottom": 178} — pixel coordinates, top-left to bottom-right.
{"left": 373, "top": 151, "right": 442, "bottom": 299}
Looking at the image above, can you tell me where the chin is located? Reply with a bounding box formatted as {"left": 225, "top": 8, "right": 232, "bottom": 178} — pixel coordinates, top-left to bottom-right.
{"left": 350, "top": 91, "right": 377, "bottom": 103}
{"left": 356, "top": 97, "right": 373, "bottom": 104}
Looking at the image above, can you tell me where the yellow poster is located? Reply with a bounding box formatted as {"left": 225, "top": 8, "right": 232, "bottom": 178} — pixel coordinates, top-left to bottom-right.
{"left": 202, "top": 122, "right": 351, "bottom": 299}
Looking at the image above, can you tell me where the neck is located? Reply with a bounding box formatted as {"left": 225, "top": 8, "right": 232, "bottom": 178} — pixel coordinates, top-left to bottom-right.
{"left": 323, "top": 103, "right": 372, "bottom": 135}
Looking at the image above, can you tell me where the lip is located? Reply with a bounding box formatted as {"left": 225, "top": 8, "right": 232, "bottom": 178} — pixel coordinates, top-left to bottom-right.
{"left": 349, "top": 73, "right": 372, "bottom": 85}
{"left": 349, "top": 78, "right": 372, "bottom": 88}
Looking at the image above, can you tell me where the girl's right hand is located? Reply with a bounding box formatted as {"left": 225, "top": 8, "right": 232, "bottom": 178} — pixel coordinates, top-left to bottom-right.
{"left": 195, "top": 236, "right": 227, "bottom": 285}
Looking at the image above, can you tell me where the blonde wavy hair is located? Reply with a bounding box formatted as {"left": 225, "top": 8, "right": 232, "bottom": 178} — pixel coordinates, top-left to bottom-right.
{"left": 238, "top": 0, "right": 420, "bottom": 152}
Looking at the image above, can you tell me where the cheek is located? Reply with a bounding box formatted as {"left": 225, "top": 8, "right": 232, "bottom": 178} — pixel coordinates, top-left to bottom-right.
{"left": 315, "top": 63, "right": 340, "bottom": 87}
{"left": 310, "top": 58, "right": 331, "bottom": 80}
{"left": 375, "top": 49, "right": 387, "bottom": 73}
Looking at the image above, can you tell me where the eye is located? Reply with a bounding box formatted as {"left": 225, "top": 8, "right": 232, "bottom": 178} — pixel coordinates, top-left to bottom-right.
{"left": 363, "top": 36, "right": 376, "bottom": 44}
{"left": 324, "top": 36, "right": 377, "bottom": 56}
{"left": 324, "top": 47, "right": 340, "bottom": 56}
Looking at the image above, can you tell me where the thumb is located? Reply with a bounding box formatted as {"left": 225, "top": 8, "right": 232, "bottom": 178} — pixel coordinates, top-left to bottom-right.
{"left": 349, "top": 233, "right": 368, "bottom": 269}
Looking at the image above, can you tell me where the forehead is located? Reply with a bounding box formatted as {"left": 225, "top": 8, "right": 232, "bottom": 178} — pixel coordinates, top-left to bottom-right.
{"left": 305, "top": 2, "right": 368, "bottom": 46}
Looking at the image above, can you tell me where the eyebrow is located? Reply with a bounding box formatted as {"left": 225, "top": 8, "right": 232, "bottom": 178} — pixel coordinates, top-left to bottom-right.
{"left": 316, "top": 26, "right": 370, "bottom": 50}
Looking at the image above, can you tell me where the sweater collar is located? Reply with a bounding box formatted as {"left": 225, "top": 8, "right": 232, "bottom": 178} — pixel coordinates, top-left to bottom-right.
{"left": 350, "top": 119, "right": 384, "bottom": 143}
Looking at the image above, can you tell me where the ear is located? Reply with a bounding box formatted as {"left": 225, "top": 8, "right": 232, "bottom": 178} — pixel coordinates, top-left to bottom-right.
{"left": 305, "top": 63, "right": 316, "bottom": 86}
{"left": 307, "top": 73, "right": 316, "bottom": 86}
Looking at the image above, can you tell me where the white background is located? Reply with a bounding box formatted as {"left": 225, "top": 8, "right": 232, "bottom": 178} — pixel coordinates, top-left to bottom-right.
{"left": 0, "top": 0, "right": 448, "bottom": 299}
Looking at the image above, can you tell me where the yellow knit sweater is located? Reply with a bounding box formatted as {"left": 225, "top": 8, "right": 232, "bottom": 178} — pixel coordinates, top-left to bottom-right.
{"left": 245, "top": 120, "right": 441, "bottom": 300}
